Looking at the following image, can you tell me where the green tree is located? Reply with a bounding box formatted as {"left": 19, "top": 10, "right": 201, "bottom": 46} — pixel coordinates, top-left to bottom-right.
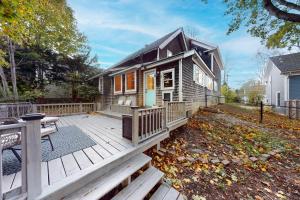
{"left": 200, "top": 0, "right": 300, "bottom": 49}
{"left": 221, "top": 83, "right": 238, "bottom": 103}
{"left": 0, "top": 0, "right": 86, "bottom": 100}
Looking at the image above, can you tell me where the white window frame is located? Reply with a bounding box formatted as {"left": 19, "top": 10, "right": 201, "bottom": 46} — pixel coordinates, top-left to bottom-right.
{"left": 167, "top": 49, "right": 173, "bottom": 57}
{"left": 99, "top": 76, "right": 103, "bottom": 94}
{"left": 161, "top": 68, "right": 175, "bottom": 90}
{"left": 193, "top": 64, "right": 206, "bottom": 87}
{"left": 214, "top": 80, "right": 218, "bottom": 92}
{"left": 162, "top": 90, "right": 173, "bottom": 103}
{"left": 125, "top": 70, "right": 137, "bottom": 94}
{"left": 114, "top": 74, "right": 123, "bottom": 95}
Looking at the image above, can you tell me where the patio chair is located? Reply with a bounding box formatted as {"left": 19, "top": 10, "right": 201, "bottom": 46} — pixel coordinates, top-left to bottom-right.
{"left": 41, "top": 127, "right": 56, "bottom": 151}
{"left": 41, "top": 116, "right": 59, "bottom": 131}
{"left": 0, "top": 118, "right": 22, "bottom": 162}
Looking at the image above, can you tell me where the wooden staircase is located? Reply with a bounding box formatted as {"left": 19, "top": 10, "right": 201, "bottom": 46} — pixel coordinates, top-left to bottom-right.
{"left": 64, "top": 153, "right": 185, "bottom": 200}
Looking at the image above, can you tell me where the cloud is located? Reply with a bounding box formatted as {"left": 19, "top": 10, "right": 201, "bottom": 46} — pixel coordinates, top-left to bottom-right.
{"left": 94, "top": 45, "right": 129, "bottom": 55}
{"left": 220, "top": 36, "right": 264, "bottom": 56}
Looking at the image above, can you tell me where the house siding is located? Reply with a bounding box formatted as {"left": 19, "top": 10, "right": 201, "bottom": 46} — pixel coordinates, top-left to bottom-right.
{"left": 159, "top": 35, "right": 185, "bottom": 59}
{"left": 182, "top": 57, "right": 205, "bottom": 113}
{"left": 154, "top": 61, "right": 179, "bottom": 106}
{"left": 264, "top": 63, "right": 285, "bottom": 106}
{"left": 289, "top": 75, "right": 300, "bottom": 99}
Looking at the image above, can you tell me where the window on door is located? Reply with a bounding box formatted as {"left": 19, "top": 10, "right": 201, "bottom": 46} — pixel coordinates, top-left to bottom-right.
{"left": 161, "top": 69, "right": 174, "bottom": 90}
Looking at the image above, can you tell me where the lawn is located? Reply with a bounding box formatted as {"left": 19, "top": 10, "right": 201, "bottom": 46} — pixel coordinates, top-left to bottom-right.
{"left": 146, "top": 104, "right": 300, "bottom": 200}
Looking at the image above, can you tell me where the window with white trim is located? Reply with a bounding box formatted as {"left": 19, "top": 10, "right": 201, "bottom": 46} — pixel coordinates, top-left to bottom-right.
{"left": 214, "top": 80, "right": 218, "bottom": 91}
{"left": 99, "top": 77, "right": 103, "bottom": 94}
{"left": 114, "top": 74, "right": 122, "bottom": 94}
{"left": 125, "top": 71, "right": 136, "bottom": 93}
{"left": 167, "top": 49, "right": 173, "bottom": 57}
{"left": 161, "top": 68, "right": 175, "bottom": 90}
{"left": 162, "top": 91, "right": 173, "bottom": 102}
{"left": 206, "top": 76, "right": 213, "bottom": 90}
{"left": 193, "top": 64, "right": 205, "bottom": 86}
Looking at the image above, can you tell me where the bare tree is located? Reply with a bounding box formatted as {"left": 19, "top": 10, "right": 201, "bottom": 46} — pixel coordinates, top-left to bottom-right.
{"left": 184, "top": 26, "right": 200, "bottom": 40}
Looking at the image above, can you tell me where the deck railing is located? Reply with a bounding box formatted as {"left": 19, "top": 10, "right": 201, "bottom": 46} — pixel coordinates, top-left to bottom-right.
{"left": 34, "top": 103, "right": 96, "bottom": 116}
{"left": 132, "top": 107, "right": 166, "bottom": 145}
{"left": 0, "top": 103, "right": 33, "bottom": 118}
{"left": 166, "top": 101, "right": 186, "bottom": 124}
{"left": 0, "top": 116, "right": 43, "bottom": 199}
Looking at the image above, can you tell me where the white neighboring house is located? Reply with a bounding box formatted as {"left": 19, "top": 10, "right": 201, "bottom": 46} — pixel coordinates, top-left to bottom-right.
{"left": 263, "top": 52, "right": 300, "bottom": 107}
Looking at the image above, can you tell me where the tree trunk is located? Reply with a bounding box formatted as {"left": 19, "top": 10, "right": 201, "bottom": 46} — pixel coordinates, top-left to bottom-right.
{"left": 0, "top": 66, "right": 9, "bottom": 98}
{"left": 7, "top": 38, "right": 19, "bottom": 101}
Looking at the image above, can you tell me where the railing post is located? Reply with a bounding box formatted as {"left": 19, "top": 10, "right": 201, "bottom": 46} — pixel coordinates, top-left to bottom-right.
{"left": 131, "top": 106, "right": 139, "bottom": 145}
{"left": 79, "top": 103, "right": 83, "bottom": 113}
{"left": 260, "top": 101, "right": 263, "bottom": 123}
{"left": 162, "top": 107, "right": 166, "bottom": 129}
{"left": 21, "top": 113, "right": 45, "bottom": 200}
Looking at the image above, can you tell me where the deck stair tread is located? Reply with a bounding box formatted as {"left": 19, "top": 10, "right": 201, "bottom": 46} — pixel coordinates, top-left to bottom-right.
{"left": 63, "top": 153, "right": 151, "bottom": 200}
{"left": 150, "top": 183, "right": 186, "bottom": 200}
{"left": 97, "top": 110, "right": 123, "bottom": 119}
{"left": 112, "top": 166, "right": 164, "bottom": 200}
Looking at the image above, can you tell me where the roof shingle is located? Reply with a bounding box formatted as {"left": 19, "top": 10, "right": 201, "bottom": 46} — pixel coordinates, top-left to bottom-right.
{"left": 270, "top": 52, "right": 300, "bottom": 73}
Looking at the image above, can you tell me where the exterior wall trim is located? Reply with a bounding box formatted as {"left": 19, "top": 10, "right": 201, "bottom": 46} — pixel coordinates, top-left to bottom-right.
{"left": 179, "top": 59, "right": 183, "bottom": 101}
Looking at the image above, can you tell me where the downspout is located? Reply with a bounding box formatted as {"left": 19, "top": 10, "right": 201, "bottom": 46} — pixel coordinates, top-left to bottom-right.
{"left": 179, "top": 59, "right": 183, "bottom": 101}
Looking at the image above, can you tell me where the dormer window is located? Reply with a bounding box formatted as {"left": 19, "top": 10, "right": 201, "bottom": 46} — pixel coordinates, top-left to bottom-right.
{"left": 167, "top": 49, "right": 173, "bottom": 57}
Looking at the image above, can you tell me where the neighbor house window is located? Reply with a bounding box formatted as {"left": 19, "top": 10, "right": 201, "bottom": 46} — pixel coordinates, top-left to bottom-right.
{"left": 161, "top": 68, "right": 175, "bottom": 90}
{"left": 125, "top": 71, "right": 136, "bottom": 93}
{"left": 99, "top": 77, "right": 103, "bottom": 94}
{"left": 167, "top": 49, "right": 173, "bottom": 57}
{"left": 114, "top": 74, "right": 122, "bottom": 94}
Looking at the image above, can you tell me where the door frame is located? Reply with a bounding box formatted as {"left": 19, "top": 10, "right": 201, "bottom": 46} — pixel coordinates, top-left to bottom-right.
{"left": 143, "top": 69, "right": 156, "bottom": 107}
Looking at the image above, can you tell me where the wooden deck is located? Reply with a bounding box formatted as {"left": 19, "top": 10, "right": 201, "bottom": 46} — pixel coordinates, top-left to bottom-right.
{"left": 3, "top": 114, "right": 134, "bottom": 195}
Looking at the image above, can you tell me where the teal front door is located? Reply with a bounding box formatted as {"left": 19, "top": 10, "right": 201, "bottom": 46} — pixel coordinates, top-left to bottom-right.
{"left": 144, "top": 70, "right": 156, "bottom": 107}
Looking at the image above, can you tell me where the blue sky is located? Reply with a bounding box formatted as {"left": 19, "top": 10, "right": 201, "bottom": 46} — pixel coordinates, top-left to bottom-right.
{"left": 68, "top": 0, "right": 286, "bottom": 88}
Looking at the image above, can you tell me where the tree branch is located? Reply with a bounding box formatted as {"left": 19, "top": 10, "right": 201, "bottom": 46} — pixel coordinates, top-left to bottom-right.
{"left": 276, "top": 0, "right": 300, "bottom": 12}
{"left": 263, "top": 0, "right": 300, "bottom": 22}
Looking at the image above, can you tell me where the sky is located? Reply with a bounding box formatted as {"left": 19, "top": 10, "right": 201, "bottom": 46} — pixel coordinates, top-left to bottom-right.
{"left": 68, "top": 0, "right": 290, "bottom": 89}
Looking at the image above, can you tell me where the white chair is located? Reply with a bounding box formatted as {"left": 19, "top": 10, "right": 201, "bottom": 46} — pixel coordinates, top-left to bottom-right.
{"left": 0, "top": 118, "right": 21, "bottom": 162}
{"left": 41, "top": 116, "right": 59, "bottom": 131}
{"left": 41, "top": 127, "right": 56, "bottom": 151}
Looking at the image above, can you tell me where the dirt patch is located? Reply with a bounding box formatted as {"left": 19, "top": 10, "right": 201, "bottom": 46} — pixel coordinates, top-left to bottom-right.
{"left": 145, "top": 104, "right": 300, "bottom": 200}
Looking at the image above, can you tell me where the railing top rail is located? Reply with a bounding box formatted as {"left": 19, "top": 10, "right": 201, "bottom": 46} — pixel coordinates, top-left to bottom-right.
{"left": 137, "top": 107, "right": 166, "bottom": 112}
{"left": 36, "top": 103, "right": 94, "bottom": 106}
{"left": 0, "top": 122, "right": 26, "bottom": 131}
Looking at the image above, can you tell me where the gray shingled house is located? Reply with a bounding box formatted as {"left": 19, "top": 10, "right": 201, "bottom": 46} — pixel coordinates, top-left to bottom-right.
{"left": 263, "top": 52, "right": 300, "bottom": 106}
{"left": 92, "top": 28, "right": 224, "bottom": 115}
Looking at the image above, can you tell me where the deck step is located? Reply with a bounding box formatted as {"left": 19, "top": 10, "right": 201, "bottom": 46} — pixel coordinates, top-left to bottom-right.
{"left": 63, "top": 153, "right": 151, "bottom": 200}
{"left": 96, "top": 110, "right": 122, "bottom": 120}
{"left": 150, "top": 183, "right": 186, "bottom": 200}
{"left": 112, "top": 166, "right": 164, "bottom": 200}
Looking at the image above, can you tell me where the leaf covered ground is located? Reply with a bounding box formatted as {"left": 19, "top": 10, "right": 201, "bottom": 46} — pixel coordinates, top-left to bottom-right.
{"left": 145, "top": 104, "right": 300, "bottom": 200}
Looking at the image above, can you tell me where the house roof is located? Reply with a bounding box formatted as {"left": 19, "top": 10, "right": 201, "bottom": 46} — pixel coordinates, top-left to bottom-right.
{"left": 109, "top": 28, "right": 182, "bottom": 69}
{"left": 270, "top": 52, "right": 300, "bottom": 73}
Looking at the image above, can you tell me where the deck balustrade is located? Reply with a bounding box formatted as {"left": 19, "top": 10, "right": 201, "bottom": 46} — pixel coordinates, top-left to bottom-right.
{"left": 166, "top": 101, "right": 186, "bottom": 124}
{"left": 0, "top": 116, "right": 43, "bottom": 200}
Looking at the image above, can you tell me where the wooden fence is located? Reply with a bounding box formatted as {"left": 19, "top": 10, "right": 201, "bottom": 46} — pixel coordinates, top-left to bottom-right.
{"left": 132, "top": 107, "right": 167, "bottom": 145}
{"left": 166, "top": 101, "right": 186, "bottom": 124}
{"left": 0, "top": 103, "right": 96, "bottom": 118}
